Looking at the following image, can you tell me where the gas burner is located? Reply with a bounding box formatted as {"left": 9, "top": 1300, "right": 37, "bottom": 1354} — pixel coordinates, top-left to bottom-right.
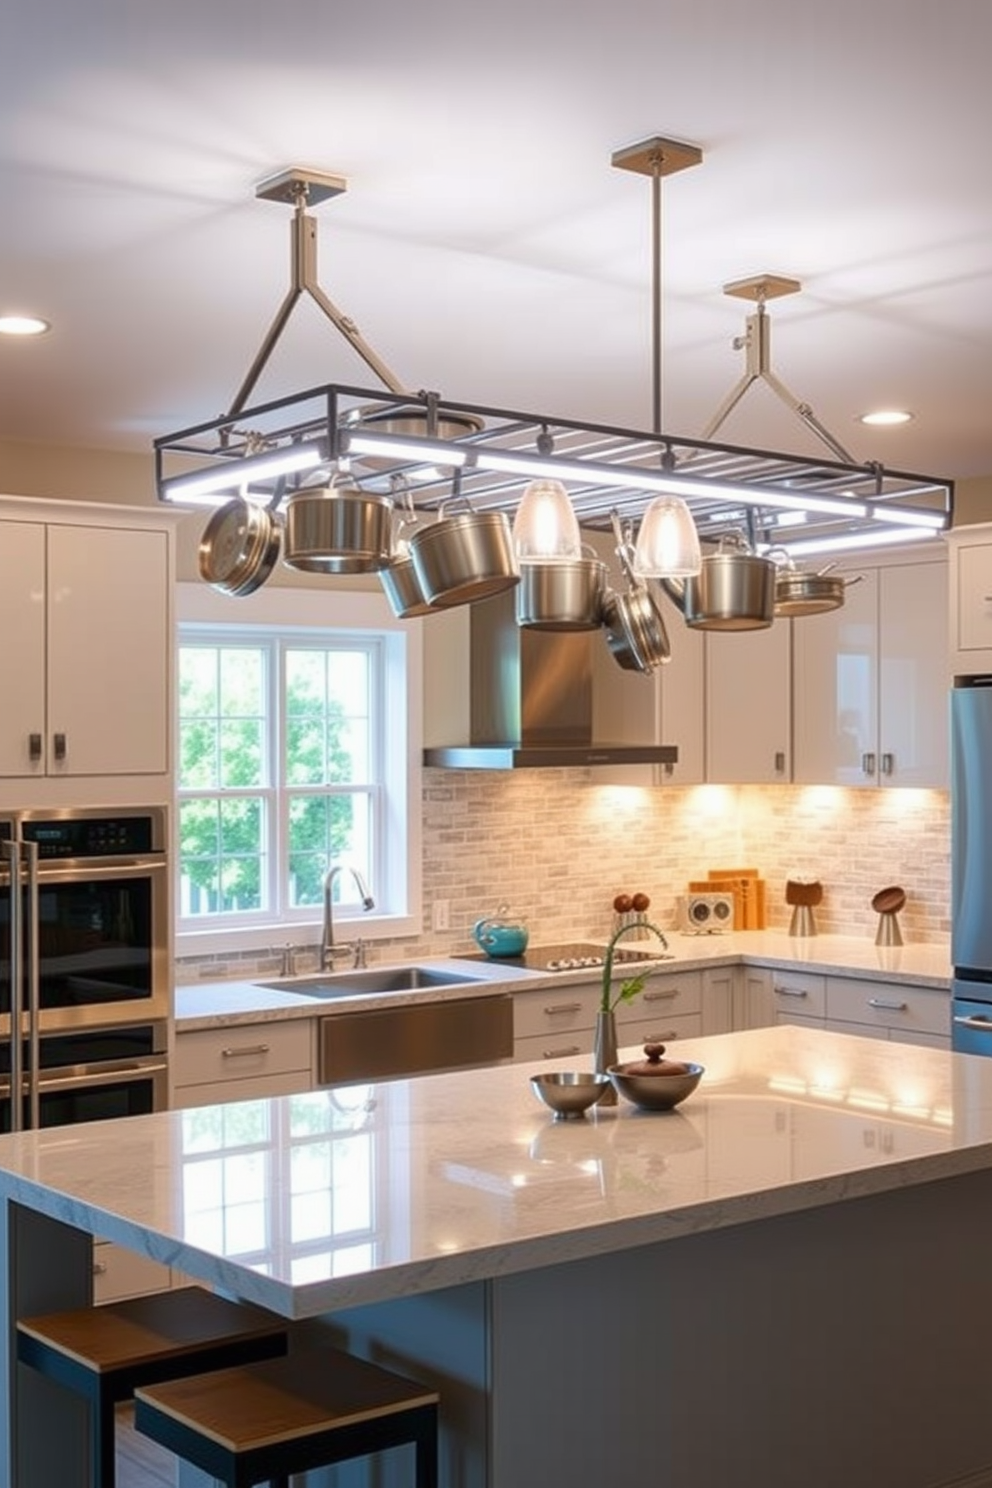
{"left": 546, "top": 954, "right": 605, "bottom": 972}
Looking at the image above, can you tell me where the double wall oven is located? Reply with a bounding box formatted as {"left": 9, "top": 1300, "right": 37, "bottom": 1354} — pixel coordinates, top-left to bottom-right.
{"left": 0, "top": 807, "right": 169, "bottom": 1132}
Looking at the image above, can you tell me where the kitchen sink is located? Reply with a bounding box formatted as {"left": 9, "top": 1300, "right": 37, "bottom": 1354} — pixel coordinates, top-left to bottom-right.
{"left": 258, "top": 965, "right": 489, "bottom": 999}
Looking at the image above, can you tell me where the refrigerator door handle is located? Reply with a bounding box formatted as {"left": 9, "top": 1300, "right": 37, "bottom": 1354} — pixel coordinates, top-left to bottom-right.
{"left": 23, "top": 842, "right": 40, "bottom": 1131}
{"left": 953, "top": 1014, "right": 992, "bottom": 1031}
{"left": 2, "top": 840, "right": 23, "bottom": 1133}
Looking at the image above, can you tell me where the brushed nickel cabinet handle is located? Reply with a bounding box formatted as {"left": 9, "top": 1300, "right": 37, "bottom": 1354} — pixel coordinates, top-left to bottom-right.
{"left": 643, "top": 988, "right": 679, "bottom": 1001}
{"left": 862, "top": 752, "right": 877, "bottom": 776}
{"left": 542, "top": 1045, "right": 581, "bottom": 1059}
{"left": 880, "top": 752, "right": 894, "bottom": 775}
{"left": 868, "top": 997, "right": 907, "bottom": 1012}
{"left": 53, "top": 732, "right": 67, "bottom": 762}
{"left": 221, "top": 1043, "right": 271, "bottom": 1058}
{"left": 774, "top": 986, "right": 809, "bottom": 999}
{"left": 774, "top": 750, "right": 786, "bottom": 774}
{"left": 28, "top": 733, "right": 42, "bottom": 762}
{"left": 543, "top": 1002, "right": 584, "bottom": 1016}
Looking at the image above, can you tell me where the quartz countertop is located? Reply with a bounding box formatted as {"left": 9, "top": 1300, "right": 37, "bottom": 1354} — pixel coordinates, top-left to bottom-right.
{"left": 0, "top": 1024, "right": 983, "bottom": 1321}
{"left": 174, "top": 933, "right": 951, "bottom": 1030}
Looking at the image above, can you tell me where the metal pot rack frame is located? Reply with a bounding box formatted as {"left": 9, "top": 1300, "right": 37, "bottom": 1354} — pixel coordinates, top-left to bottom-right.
{"left": 154, "top": 380, "right": 953, "bottom": 553}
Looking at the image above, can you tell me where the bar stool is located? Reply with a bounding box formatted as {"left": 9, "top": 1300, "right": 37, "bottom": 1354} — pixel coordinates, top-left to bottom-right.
{"left": 133, "top": 1346, "right": 440, "bottom": 1488}
{"left": 16, "top": 1285, "right": 289, "bottom": 1488}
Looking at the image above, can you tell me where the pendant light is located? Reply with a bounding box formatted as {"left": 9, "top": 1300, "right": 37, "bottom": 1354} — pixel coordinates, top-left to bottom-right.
{"left": 613, "top": 139, "right": 702, "bottom": 579}
{"left": 511, "top": 477, "right": 582, "bottom": 560}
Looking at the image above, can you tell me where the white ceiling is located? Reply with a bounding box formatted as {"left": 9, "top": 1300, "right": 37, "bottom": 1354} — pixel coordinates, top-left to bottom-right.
{"left": 3, "top": 0, "right": 992, "bottom": 493}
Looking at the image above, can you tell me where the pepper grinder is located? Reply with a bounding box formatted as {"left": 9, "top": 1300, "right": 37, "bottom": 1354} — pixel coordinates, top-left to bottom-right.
{"left": 785, "top": 878, "right": 823, "bottom": 937}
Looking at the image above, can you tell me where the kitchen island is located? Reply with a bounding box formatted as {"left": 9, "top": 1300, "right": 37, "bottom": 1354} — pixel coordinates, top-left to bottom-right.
{"left": 2, "top": 1023, "right": 992, "bottom": 1488}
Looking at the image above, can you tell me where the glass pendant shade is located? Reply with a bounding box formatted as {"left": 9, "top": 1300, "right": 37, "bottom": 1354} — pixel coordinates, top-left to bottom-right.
{"left": 632, "top": 495, "right": 702, "bottom": 577}
{"left": 512, "top": 479, "right": 582, "bottom": 561}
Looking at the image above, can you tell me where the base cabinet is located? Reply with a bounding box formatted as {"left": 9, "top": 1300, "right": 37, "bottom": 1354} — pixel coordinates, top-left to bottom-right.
{"left": 732, "top": 966, "right": 949, "bottom": 1047}
{"left": 513, "top": 971, "right": 705, "bottom": 1063}
{"left": 173, "top": 1021, "right": 314, "bottom": 1107}
{"left": 93, "top": 1241, "right": 172, "bottom": 1304}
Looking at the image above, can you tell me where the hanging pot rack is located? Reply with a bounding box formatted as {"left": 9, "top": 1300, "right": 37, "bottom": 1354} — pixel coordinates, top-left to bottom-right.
{"left": 154, "top": 154, "right": 953, "bottom": 555}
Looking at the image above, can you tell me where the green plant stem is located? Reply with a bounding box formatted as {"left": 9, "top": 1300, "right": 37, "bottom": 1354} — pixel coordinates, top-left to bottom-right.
{"left": 600, "top": 920, "right": 669, "bottom": 1014}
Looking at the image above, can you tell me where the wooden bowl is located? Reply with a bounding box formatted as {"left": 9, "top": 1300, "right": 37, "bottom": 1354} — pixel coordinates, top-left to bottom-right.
{"left": 785, "top": 879, "right": 823, "bottom": 907}
{"left": 871, "top": 885, "right": 906, "bottom": 914}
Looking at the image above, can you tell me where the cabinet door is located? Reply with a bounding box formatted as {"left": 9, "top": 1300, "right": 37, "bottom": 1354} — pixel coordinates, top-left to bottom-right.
{"left": 878, "top": 562, "right": 948, "bottom": 788}
{"left": 955, "top": 538, "right": 992, "bottom": 659}
{"left": 657, "top": 611, "right": 705, "bottom": 784}
{"left": 706, "top": 622, "right": 791, "bottom": 783}
{"left": 792, "top": 568, "right": 878, "bottom": 786}
{"left": 0, "top": 521, "right": 46, "bottom": 776}
{"left": 47, "top": 524, "right": 170, "bottom": 776}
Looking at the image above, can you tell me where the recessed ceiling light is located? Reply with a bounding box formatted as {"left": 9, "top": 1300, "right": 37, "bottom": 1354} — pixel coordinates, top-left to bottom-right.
{"left": 859, "top": 409, "right": 913, "bottom": 427}
{"left": 0, "top": 314, "right": 51, "bottom": 337}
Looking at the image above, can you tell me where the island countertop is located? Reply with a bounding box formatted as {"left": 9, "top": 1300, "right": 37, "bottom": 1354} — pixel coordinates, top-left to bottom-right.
{"left": 0, "top": 1023, "right": 985, "bottom": 1321}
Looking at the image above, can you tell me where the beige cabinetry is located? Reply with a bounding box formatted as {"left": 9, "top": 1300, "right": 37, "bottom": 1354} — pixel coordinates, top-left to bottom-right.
{"left": 949, "top": 523, "right": 992, "bottom": 674}
{"left": 173, "top": 1020, "right": 314, "bottom": 1107}
{"left": 0, "top": 503, "right": 173, "bottom": 782}
{"left": 733, "top": 964, "right": 948, "bottom": 1048}
{"left": 93, "top": 1241, "right": 172, "bottom": 1304}
{"left": 512, "top": 969, "right": 706, "bottom": 1064}
{"left": 793, "top": 554, "right": 948, "bottom": 788}
{"left": 706, "top": 622, "right": 791, "bottom": 784}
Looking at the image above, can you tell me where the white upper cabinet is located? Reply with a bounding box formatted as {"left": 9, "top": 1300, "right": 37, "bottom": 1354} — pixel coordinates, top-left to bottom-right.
{"left": 0, "top": 505, "right": 173, "bottom": 781}
{"left": 793, "top": 554, "right": 947, "bottom": 788}
{"left": 705, "top": 620, "right": 791, "bottom": 784}
{"left": 948, "top": 524, "right": 992, "bottom": 675}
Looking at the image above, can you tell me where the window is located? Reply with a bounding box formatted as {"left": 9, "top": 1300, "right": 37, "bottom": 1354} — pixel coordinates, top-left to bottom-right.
{"left": 176, "top": 583, "right": 422, "bottom": 955}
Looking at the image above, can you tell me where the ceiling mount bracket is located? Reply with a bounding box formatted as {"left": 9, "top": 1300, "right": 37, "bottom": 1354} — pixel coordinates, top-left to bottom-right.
{"left": 698, "top": 271, "right": 857, "bottom": 464}
{"left": 225, "top": 166, "right": 407, "bottom": 423}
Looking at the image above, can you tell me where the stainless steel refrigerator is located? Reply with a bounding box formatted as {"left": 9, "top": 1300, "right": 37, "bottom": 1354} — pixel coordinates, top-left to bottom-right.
{"left": 951, "top": 678, "right": 992, "bottom": 1053}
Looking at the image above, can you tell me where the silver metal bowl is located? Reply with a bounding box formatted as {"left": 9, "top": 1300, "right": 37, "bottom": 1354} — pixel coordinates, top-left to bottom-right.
{"left": 530, "top": 1071, "right": 612, "bottom": 1120}
{"left": 608, "top": 1062, "right": 704, "bottom": 1112}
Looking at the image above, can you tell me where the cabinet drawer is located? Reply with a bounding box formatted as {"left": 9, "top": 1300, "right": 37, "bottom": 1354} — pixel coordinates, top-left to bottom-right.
{"left": 620, "top": 970, "right": 702, "bottom": 1022}
{"left": 93, "top": 1241, "right": 171, "bottom": 1304}
{"left": 175, "top": 1020, "right": 313, "bottom": 1088}
{"left": 770, "top": 971, "right": 826, "bottom": 1020}
{"left": 514, "top": 1030, "right": 590, "bottom": 1065}
{"left": 825, "top": 978, "right": 948, "bottom": 1038}
{"left": 513, "top": 984, "right": 600, "bottom": 1039}
{"left": 618, "top": 1011, "right": 702, "bottom": 1052}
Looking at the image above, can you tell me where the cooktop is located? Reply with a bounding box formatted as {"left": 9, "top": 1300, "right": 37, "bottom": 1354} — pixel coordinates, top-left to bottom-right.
{"left": 459, "top": 941, "right": 674, "bottom": 973}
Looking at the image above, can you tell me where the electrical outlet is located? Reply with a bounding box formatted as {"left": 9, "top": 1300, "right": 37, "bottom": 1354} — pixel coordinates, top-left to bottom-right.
{"left": 432, "top": 899, "right": 450, "bottom": 932}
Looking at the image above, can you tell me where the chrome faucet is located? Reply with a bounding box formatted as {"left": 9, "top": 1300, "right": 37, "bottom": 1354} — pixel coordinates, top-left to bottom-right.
{"left": 321, "top": 864, "right": 375, "bottom": 970}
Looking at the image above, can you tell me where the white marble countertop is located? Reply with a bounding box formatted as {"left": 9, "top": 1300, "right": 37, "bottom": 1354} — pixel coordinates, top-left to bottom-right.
{"left": 174, "top": 933, "right": 952, "bottom": 1030}
{"left": 0, "top": 1024, "right": 985, "bottom": 1321}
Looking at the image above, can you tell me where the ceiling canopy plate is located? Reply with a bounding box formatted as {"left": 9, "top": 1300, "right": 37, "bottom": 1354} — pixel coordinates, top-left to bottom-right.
{"left": 610, "top": 136, "right": 703, "bottom": 177}
{"left": 724, "top": 274, "right": 803, "bottom": 302}
{"left": 255, "top": 168, "right": 348, "bottom": 206}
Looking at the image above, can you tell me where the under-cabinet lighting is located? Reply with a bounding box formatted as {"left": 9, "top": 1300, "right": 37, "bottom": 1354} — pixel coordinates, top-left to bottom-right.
{"left": 160, "top": 444, "right": 324, "bottom": 504}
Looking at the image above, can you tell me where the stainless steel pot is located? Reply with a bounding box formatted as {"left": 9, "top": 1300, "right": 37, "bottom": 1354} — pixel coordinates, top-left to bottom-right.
{"left": 773, "top": 562, "right": 862, "bottom": 617}
{"left": 409, "top": 509, "right": 519, "bottom": 609}
{"left": 283, "top": 485, "right": 393, "bottom": 574}
{"left": 198, "top": 496, "right": 282, "bottom": 596}
{"left": 379, "top": 547, "right": 434, "bottom": 618}
{"left": 600, "top": 512, "right": 671, "bottom": 672}
{"left": 661, "top": 536, "right": 776, "bottom": 631}
{"left": 515, "top": 555, "right": 607, "bottom": 631}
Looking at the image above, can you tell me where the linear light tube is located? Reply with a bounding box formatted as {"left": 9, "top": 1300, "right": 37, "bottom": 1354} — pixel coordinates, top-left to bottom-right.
{"left": 160, "top": 444, "right": 324, "bottom": 504}
{"left": 771, "top": 526, "right": 934, "bottom": 559}
{"left": 342, "top": 430, "right": 470, "bottom": 467}
{"left": 871, "top": 505, "right": 948, "bottom": 530}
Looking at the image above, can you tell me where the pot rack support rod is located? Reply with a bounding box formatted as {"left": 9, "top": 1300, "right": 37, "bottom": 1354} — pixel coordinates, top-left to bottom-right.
{"left": 226, "top": 169, "right": 407, "bottom": 423}
{"left": 698, "top": 274, "right": 857, "bottom": 464}
{"left": 612, "top": 135, "right": 703, "bottom": 437}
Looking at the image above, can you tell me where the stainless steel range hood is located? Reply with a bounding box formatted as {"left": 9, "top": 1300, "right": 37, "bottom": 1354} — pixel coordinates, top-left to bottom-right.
{"left": 422, "top": 590, "right": 678, "bottom": 770}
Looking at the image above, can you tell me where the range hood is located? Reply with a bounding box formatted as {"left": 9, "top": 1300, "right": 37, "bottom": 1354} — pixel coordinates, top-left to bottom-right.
{"left": 422, "top": 590, "right": 678, "bottom": 771}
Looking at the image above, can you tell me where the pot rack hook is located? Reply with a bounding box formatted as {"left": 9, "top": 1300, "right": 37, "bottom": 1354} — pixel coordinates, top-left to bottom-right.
{"left": 225, "top": 167, "right": 408, "bottom": 423}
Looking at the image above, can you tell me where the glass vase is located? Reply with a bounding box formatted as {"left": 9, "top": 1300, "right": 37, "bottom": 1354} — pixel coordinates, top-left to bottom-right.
{"left": 593, "top": 1009, "right": 619, "bottom": 1106}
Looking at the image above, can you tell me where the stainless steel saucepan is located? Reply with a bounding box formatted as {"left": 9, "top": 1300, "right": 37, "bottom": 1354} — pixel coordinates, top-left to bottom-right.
{"left": 408, "top": 496, "right": 519, "bottom": 609}
{"left": 282, "top": 481, "right": 394, "bottom": 574}
{"left": 600, "top": 512, "right": 671, "bottom": 673}
{"left": 661, "top": 532, "right": 776, "bottom": 631}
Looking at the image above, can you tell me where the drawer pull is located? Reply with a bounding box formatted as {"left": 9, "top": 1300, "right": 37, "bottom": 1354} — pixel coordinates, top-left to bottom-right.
{"left": 643, "top": 988, "right": 679, "bottom": 1002}
{"left": 542, "top": 1045, "right": 581, "bottom": 1059}
{"left": 221, "top": 1043, "right": 271, "bottom": 1058}
{"left": 92, "top": 1261, "right": 107, "bottom": 1276}
{"left": 954, "top": 1015, "right": 992, "bottom": 1032}
{"left": 774, "top": 986, "right": 809, "bottom": 999}
{"left": 867, "top": 998, "right": 907, "bottom": 1012}
{"left": 543, "top": 1002, "right": 583, "bottom": 1016}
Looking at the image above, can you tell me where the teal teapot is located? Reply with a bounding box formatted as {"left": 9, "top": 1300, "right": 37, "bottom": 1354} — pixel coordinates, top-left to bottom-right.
{"left": 472, "top": 904, "right": 529, "bottom": 958}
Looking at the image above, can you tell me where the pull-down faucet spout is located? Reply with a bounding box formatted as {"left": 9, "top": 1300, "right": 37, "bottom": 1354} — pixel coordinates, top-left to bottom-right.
{"left": 321, "top": 864, "right": 375, "bottom": 970}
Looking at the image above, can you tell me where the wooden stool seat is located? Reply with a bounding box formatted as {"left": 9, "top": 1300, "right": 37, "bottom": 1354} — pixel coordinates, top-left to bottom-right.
{"left": 134, "top": 1347, "right": 439, "bottom": 1488}
{"left": 17, "top": 1285, "right": 288, "bottom": 1488}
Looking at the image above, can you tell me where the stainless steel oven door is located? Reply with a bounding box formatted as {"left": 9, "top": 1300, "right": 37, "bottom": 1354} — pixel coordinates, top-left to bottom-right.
{"left": 0, "top": 1024, "right": 168, "bottom": 1133}
{"left": 1, "top": 854, "right": 170, "bottom": 1039}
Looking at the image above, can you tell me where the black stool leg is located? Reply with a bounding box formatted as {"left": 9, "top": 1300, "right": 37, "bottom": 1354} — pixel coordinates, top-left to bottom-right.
{"left": 415, "top": 1409, "right": 439, "bottom": 1488}
{"left": 95, "top": 1390, "right": 116, "bottom": 1488}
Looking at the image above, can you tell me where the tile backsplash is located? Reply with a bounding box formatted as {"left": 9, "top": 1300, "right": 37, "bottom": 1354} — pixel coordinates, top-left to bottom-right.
{"left": 177, "top": 774, "right": 950, "bottom": 982}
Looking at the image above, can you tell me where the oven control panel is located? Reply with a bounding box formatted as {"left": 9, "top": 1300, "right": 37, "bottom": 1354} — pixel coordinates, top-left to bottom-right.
{"left": 19, "top": 813, "right": 163, "bottom": 859}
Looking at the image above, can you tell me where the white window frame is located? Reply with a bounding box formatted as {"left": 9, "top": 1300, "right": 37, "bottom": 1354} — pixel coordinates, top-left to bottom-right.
{"left": 176, "top": 581, "right": 422, "bottom": 957}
